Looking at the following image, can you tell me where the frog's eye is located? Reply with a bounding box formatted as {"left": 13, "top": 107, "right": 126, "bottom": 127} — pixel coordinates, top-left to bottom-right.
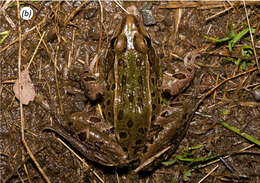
{"left": 111, "top": 35, "right": 127, "bottom": 53}
{"left": 134, "top": 34, "right": 151, "bottom": 53}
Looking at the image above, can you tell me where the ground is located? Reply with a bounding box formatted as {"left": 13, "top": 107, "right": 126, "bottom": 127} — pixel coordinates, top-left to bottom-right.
{"left": 0, "top": 1, "right": 260, "bottom": 183}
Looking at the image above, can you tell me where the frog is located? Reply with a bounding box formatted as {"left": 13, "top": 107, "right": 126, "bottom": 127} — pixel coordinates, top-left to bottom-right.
{"left": 44, "top": 14, "right": 197, "bottom": 172}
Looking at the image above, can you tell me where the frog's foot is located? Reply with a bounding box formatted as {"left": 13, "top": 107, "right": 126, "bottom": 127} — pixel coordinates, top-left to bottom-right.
{"left": 79, "top": 71, "right": 104, "bottom": 101}
{"left": 161, "top": 52, "right": 199, "bottom": 96}
{"left": 135, "top": 104, "right": 192, "bottom": 172}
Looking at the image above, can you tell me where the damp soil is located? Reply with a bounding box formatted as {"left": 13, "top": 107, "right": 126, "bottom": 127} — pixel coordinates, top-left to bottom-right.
{"left": 1, "top": 1, "right": 260, "bottom": 183}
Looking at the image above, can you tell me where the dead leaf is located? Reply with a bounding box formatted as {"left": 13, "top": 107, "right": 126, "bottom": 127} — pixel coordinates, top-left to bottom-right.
{"left": 13, "top": 69, "right": 36, "bottom": 105}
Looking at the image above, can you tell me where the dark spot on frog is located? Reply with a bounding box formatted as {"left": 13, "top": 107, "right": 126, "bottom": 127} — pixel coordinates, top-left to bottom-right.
{"left": 118, "top": 110, "right": 123, "bottom": 120}
{"left": 122, "top": 75, "right": 126, "bottom": 85}
{"left": 138, "top": 127, "right": 145, "bottom": 134}
{"left": 161, "top": 111, "right": 168, "bottom": 117}
{"left": 187, "top": 67, "right": 193, "bottom": 73}
{"left": 172, "top": 73, "right": 186, "bottom": 80}
{"left": 90, "top": 116, "right": 101, "bottom": 122}
{"left": 106, "top": 99, "right": 111, "bottom": 105}
{"left": 106, "top": 84, "right": 110, "bottom": 91}
{"left": 138, "top": 76, "right": 142, "bottom": 85}
{"left": 129, "top": 93, "right": 133, "bottom": 102}
{"left": 152, "top": 104, "right": 156, "bottom": 110}
{"left": 137, "top": 97, "right": 143, "bottom": 107}
{"left": 67, "top": 121, "right": 73, "bottom": 127}
{"left": 119, "top": 131, "right": 127, "bottom": 139}
{"left": 138, "top": 97, "right": 142, "bottom": 103}
{"left": 136, "top": 57, "right": 142, "bottom": 66}
{"left": 136, "top": 139, "right": 142, "bottom": 145}
{"left": 111, "top": 84, "right": 115, "bottom": 90}
{"left": 83, "top": 76, "right": 96, "bottom": 82}
{"left": 157, "top": 97, "right": 160, "bottom": 104}
{"left": 143, "top": 145, "right": 148, "bottom": 153}
{"left": 118, "top": 59, "right": 126, "bottom": 68}
{"left": 183, "top": 112, "right": 189, "bottom": 121}
{"left": 151, "top": 77, "right": 155, "bottom": 85}
{"left": 127, "top": 120, "right": 134, "bottom": 128}
{"left": 107, "top": 111, "right": 111, "bottom": 118}
{"left": 162, "top": 90, "right": 171, "bottom": 99}
{"left": 78, "top": 132, "right": 86, "bottom": 141}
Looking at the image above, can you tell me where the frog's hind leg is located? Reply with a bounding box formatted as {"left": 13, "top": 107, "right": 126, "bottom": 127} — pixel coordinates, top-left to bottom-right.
{"left": 44, "top": 120, "right": 129, "bottom": 167}
{"left": 43, "top": 110, "right": 130, "bottom": 168}
{"left": 135, "top": 104, "right": 191, "bottom": 172}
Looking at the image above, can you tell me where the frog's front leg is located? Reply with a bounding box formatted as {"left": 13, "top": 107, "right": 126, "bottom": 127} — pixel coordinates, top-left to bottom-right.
{"left": 161, "top": 52, "right": 198, "bottom": 96}
{"left": 44, "top": 114, "right": 130, "bottom": 167}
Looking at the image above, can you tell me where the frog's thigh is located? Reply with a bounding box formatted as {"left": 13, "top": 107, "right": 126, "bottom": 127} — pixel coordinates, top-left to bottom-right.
{"left": 58, "top": 112, "right": 128, "bottom": 167}
{"left": 68, "top": 111, "right": 112, "bottom": 132}
{"left": 141, "top": 106, "right": 189, "bottom": 166}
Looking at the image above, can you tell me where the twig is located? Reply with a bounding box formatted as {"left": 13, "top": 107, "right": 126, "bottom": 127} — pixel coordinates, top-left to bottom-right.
{"left": 27, "top": 31, "right": 46, "bottom": 70}
{"left": 196, "top": 67, "right": 257, "bottom": 109}
{"left": 198, "top": 165, "right": 219, "bottom": 183}
{"left": 63, "top": 0, "right": 89, "bottom": 26}
{"left": 98, "top": 0, "right": 103, "bottom": 54}
{"left": 206, "top": 5, "right": 233, "bottom": 22}
{"left": 114, "top": 0, "right": 129, "bottom": 14}
{"left": 16, "top": 2, "right": 51, "bottom": 183}
{"left": 3, "top": 147, "right": 46, "bottom": 183}
{"left": 199, "top": 144, "right": 254, "bottom": 169}
{"left": 243, "top": 0, "right": 259, "bottom": 72}
{"left": 35, "top": 27, "right": 60, "bottom": 72}
{"left": 57, "top": 138, "right": 104, "bottom": 183}
{"left": 0, "top": 16, "right": 47, "bottom": 54}
{"left": 1, "top": 0, "right": 16, "bottom": 28}
{"left": 54, "top": 45, "right": 64, "bottom": 115}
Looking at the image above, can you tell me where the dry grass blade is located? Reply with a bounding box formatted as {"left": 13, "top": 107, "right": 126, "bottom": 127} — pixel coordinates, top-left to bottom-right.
{"left": 160, "top": 1, "right": 226, "bottom": 9}
{"left": 63, "top": 0, "right": 89, "bottom": 26}
{"left": 114, "top": 0, "right": 129, "bottom": 14}
{"left": 27, "top": 31, "right": 46, "bottom": 70}
{"left": 243, "top": 0, "right": 259, "bottom": 72}
{"left": 206, "top": 6, "right": 233, "bottom": 22}
{"left": 16, "top": 2, "right": 51, "bottom": 183}
{"left": 196, "top": 67, "right": 257, "bottom": 108}
{"left": 57, "top": 138, "right": 104, "bottom": 183}
{"left": 0, "top": 16, "right": 47, "bottom": 54}
{"left": 54, "top": 45, "right": 64, "bottom": 114}
{"left": 198, "top": 165, "right": 219, "bottom": 183}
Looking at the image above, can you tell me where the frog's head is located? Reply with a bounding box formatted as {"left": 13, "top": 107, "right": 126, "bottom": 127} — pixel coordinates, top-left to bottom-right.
{"left": 111, "top": 15, "right": 151, "bottom": 54}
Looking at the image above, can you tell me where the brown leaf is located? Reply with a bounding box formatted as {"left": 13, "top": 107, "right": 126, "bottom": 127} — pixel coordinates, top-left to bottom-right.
{"left": 13, "top": 69, "right": 36, "bottom": 105}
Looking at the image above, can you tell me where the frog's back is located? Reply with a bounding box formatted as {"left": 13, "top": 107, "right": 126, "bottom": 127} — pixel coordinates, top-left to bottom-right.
{"left": 102, "top": 15, "right": 161, "bottom": 157}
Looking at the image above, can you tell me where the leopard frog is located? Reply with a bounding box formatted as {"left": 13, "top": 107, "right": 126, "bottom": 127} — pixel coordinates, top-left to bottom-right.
{"left": 46, "top": 15, "right": 196, "bottom": 172}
